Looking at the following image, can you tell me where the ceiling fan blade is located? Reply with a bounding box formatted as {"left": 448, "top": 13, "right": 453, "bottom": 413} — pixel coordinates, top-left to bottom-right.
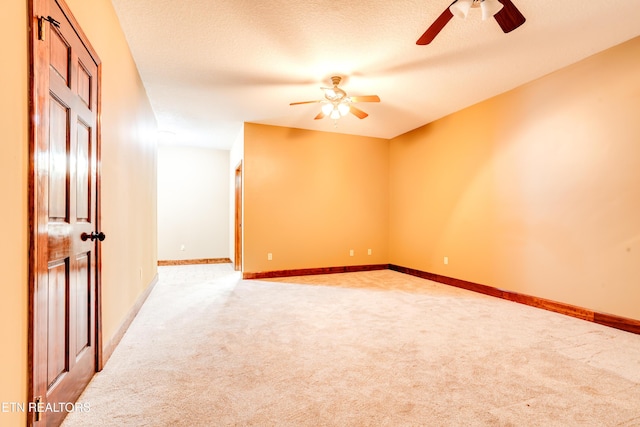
{"left": 494, "top": 0, "right": 526, "bottom": 33}
{"left": 314, "top": 111, "right": 326, "bottom": 120}
{"left": 349, "top": 106, "right": 368, "bottom": 119}
{"left": 416, "top": 3, "right": 455, "bottom": 45}
{"left": 350, "top": 95, "right": 380, "bottom": 103}
{"left": 290, "top": 100, "right": 321, "bottom": 106}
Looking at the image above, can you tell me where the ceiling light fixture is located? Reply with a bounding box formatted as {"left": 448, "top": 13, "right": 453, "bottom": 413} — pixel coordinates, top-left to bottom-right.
{"left": 450, "top": 0, "right": 503, "bottom": 21}
{"left": 289, "top": 76, "right": 380, "bottom": 123}
{"left": 321, "top": 100, "right": 350, "bottom": 123}
{"left": 416, "top": 0, "right": 525, "bottom": 45}
{"left": 321, "top": 77, "right": 353, "bottom": 125}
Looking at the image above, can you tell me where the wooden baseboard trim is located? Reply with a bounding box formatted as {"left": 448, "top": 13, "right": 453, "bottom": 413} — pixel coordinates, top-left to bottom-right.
{"left": 389, "top": 264, "right": 640, "bottom": 335}
{"left": 158, "top": 258, "right": 232, "bottom": 266}
{"left": 101, "top": 273, "right": 159, "bottom": 368}
{"left": 243, "top": 264, "right": 389, "bottom": 280}
{"left": 592, "top": 312, "right": 640, "bottom": 335}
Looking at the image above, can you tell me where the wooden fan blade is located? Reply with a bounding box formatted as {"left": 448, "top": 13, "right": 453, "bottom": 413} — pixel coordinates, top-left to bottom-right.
{"left": 290, "top": 100, "right": 321, "bottom": 106}
{"left": 494, "top": 0, "right": 526, "bottom": 33}
{"left": 349, "top": 105, "right": 368, "bottom": 119}
{"left": 314, "top": 111, "right": 325, "bottom": 120}
{"left": 416, "top": 3, "right": 455, "bottom": 45}
{"left": 350, "top": 95, "right": 380, "bottom": 103}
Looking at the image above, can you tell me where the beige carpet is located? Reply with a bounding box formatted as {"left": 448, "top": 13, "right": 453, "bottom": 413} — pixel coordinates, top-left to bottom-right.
{"left": 62, "top": 264, "right": 640, "bottom": 426}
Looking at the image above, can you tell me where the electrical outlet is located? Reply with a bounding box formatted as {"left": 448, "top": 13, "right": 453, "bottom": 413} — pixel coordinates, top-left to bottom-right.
{"left": 268, "top": 253, "right": 273, "bottom": 261}
{"left": 180, "top": 244, "right": 185, "bottom": 251}
{"left": 368, "top": 249, "right": 372, "bottom": 255}
{"left": 444, "top": 256, "right": 449, "bottom": 265}
{"left": 349, "top": 249, "right": 354, "bottom": 257}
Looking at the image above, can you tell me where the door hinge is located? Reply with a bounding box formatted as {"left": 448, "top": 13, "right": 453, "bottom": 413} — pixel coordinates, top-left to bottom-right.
{"left": 38, "top": 15, "right": 60, "bottom": 41}
{"left": 34, "top": 396, "right": 43, "bottom": 422}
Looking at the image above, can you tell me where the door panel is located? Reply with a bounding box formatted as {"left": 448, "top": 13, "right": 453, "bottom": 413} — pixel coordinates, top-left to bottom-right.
{"left": 49, "top": 28, "right": 69, "bottom": 83}
{"left": 76, "top": 62, "right": 91, "bottom": 107}
{"left": 30, "top": 0, "right": 102, "bottom": 425}
{"left": 48, "top": 97, "right": 69, "bottom": 221}
{"left": 76, "top": 121, "right": 90, "bottom": 221}
{"left": 46, "top": 260, "right": 68, "bottom": 388}
{"left": 74, "top": 253, "right": 90, "bottom": 357}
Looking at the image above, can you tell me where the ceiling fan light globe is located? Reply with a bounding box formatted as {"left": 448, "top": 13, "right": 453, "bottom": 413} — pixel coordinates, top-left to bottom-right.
{"left": 450, "top": 0, "right": 474, "bottom": 19}
{"left": 338, "top": 103, "right": 350, "bottom": 116}
{"left": 330, "top": 108, "right": 341, "bottom": 120}
{"left": 321, "top": 103, "right": 333, "bottom": 115}
{"left": 480, "top": 0, "right": 503, "bottom": 20}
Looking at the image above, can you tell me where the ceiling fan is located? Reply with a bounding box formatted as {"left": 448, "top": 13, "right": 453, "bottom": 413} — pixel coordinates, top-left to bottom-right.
{"left": 290, "top": 76, "right": 380, "bottom": 121}
{"left": 416, "top": 0, "right": 526, "bottom": 45}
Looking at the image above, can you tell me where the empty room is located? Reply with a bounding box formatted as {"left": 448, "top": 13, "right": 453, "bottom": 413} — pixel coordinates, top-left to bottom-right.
{"left": 2, "top": 0, "right": 640, "bottom": 426}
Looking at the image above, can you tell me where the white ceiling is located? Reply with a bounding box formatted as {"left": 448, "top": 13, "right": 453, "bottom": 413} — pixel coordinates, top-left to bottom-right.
{"left": 110, "top": 0, "right": 640, "bottom": 150}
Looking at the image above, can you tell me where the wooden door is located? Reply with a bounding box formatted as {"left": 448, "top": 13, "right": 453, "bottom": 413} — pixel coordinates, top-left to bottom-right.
{"left": 29, "top": 0, "right": 102, "bottom": 425}
{"left": 234, "top": 163, "right": 243, "bottom": 271}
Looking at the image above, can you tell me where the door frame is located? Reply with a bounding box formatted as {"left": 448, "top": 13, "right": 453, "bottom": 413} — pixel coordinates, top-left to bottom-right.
{"left": 234, "top": 161, "right": 243, "bottom": 271}
{"left": 27, "top": 0, "right": 103, "bottom": 422}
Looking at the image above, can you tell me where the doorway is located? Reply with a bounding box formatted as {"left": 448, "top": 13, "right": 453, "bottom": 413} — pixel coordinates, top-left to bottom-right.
{"left": 234, "top": 162, "right": 243, "bottom": 271}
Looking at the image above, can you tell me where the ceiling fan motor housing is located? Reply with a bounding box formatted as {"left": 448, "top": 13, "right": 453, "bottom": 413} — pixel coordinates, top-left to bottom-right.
{"left": 324, "top": 76, "right": 348, "bottom": 101}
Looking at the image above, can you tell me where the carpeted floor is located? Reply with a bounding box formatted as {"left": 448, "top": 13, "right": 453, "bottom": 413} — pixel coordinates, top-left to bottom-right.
{"left": 62, "top": 264, "right": 640, "bottom": 426}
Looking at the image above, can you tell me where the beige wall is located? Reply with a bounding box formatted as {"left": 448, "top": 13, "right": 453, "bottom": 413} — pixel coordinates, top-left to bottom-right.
{"left": 389, "top": 36, "right": 640, "bottom": 320}
{"left": 0, "top": 2, "right": 29, "bottom": 425}
{"left": 243, "top": 124, "right": 389, "bottom": 273}
{"left": 0, "top": 1, "right": 157, "bottom": 425}
{"left": 158, "top": 145, "right": 230, "bottom": 260}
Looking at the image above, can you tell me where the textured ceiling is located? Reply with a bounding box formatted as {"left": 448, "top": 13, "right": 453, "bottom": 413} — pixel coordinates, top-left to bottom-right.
{"left": 110, "top": 0, "right": 640, "bottom": 149}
